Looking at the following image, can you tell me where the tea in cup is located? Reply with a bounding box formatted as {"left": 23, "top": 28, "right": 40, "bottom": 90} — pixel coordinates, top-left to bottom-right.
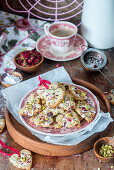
{"left": 44, "top": 21, "right": 78, "bottom": 55}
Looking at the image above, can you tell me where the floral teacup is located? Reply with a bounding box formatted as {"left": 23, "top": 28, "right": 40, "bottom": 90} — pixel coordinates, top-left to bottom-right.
{"left": 44, "top": 21, "right": 78, "bottom": 55}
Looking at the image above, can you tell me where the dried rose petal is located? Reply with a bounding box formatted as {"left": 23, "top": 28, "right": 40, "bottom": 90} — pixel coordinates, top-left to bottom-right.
{"left": 24, "top": 53, "right": 30, "bottom": 58}
{"left": 27, "top": 59, "right": 32, "bottom": 64}
{"left": 30, "top": 56, "right": 35, "bottom": 61}
{"left": 31, "top": 49, "right": 35, "bottom": 53}
{"left": 27, "top": 64, "right": 31, "bottom": 67}
{"left": 36, "top": 56, "right": 40, "bottom": 60}
{"left": 34, "top": 59, "right": 39, "bottom": 64}
{"left": 21, "top": 63, "right": 26, "bottom": 67}
{"left": 67, "top": 118, "right": 71, "bottom": 122}
{"left": 36, "top": 52, "right": 40, "bottom": 55}
{"left": 25, "top": 58, "right": 28, "bottom": 63}
{"left": 56, "top": 64, "right": 61, "bottom": 68}
{"left": 17, "top": 59, "right": 22, "bottom": 65}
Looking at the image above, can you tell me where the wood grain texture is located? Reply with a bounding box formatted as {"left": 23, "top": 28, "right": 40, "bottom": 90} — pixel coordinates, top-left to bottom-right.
{"left": 0, "top": 1, "right": 114, "bottom": 168}
{"left": 5, "top": 79, "right": 111, "bottom": 156}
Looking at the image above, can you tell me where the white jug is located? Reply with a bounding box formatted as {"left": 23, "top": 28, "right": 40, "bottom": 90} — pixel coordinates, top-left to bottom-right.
{"left": 81, "top": 0, "right": 114, "bottom": 49}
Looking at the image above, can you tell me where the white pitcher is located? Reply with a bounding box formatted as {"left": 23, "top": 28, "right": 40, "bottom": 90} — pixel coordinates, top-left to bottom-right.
{"left": 81, "top": 0, "right": 114, "bottom": 49}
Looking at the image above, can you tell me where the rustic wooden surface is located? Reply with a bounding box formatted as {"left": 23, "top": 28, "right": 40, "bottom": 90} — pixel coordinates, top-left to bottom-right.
{"left": 4, "top": 78, "right": 111, "bottom": 157}
{"left": 0, "top": 48, "right": 114, "bottom": 170}
{"left": 0, "top": 0, "right": 114, "bottom": 169}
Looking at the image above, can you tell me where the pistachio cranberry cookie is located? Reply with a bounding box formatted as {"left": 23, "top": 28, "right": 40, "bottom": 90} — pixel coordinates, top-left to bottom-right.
{"left": 19, "top": 93, "right": 41, "bottom": 116}
{"left": 59, "top": 91, "right": 76, "bottom": 110}
{"left": 41, "top": 107, "right": 64, "bottom": 117}
{"left": 9, "top": 149, "right": 32, "bottom": 170}
{"left": 29, "top": 114, "right": 53, "bottom": 127}
{"left": 37, "top": 83, "right": 65, "bottom": 108}
{"left": 56, "top": 110, "right": 80, "bottom": 128}
{"left": 69, "top": 86, "right": 88, "bottom": 100}
{"left": 75, "top": 103, "right": 96, "bottom": 122}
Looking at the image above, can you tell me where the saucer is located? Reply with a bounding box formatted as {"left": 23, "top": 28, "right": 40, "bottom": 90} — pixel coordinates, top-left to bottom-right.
{"left": 36, "top": 34, "right": 88, "bottom": 61}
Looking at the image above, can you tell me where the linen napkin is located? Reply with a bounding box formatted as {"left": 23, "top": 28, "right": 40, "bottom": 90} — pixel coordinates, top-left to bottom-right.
{"left": 1, "top": 67, "right": 113, "bottom": 145}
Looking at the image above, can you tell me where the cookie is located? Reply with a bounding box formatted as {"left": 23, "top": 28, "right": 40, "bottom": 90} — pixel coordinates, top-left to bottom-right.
{"left": 59, "top": 100, "right": 76, "bottom": 111}
{"left": 56, "top": 110, "right": 80, "bottom": 128}
{"left": 64, "top": 90, "right": 75, "bottom": 101}
{"left": 9, "top": 149, "right": 32, "bottom": 170}
{"left": 19, "top": 93, "right": 41, "bottom": 116}
{"left": 37, "top": 83, "right": 65, "bottom": 108}
{"left": 69, "top": 86, "right": 88, "bottom": 100}
{"left": 75, "top": 103, "right": 96, "bottom": 122}
{"left": 29, "top": 114, "right": 53, "bottom": 128}
{"left": 53, "top": 122, "right": 63, "bottom": 129}
{"left": 104, "top": 89, "right": 114, "bottom": 105}
{"left": 0, "top": 118, "right": 5, "bottom": 134}
{"left": 59, "top": 90, "right": 76, "bottom": 110}
{"left": 42, "top": 107, "right": 64, "bottom": 117}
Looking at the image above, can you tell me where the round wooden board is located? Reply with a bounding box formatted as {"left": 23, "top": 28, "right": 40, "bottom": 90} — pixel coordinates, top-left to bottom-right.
{"left": 5, "top": 78, "right": 111, "bottom": 156}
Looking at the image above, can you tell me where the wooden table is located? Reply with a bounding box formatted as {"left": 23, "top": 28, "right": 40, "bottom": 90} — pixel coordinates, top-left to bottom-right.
{"left": 0, "top": 1, "right": 114, "bottom": 168}
{"left": 0, "top": 47, "right": 114, "bottom": 170}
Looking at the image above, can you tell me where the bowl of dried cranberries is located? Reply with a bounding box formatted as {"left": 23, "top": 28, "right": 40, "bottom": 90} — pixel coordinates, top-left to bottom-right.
{"left": 14, "top": 49, "right": 44, "bottom": 73}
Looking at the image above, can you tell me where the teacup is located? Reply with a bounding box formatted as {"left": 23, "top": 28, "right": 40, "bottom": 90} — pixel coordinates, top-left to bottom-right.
{"left": 44, "top": 21, "right": 78, "bottom": 55}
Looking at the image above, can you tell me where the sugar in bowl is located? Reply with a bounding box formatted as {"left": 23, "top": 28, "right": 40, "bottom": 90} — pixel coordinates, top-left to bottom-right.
{"left": 0, "top": 71, "right": 23, "bottom": 88}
